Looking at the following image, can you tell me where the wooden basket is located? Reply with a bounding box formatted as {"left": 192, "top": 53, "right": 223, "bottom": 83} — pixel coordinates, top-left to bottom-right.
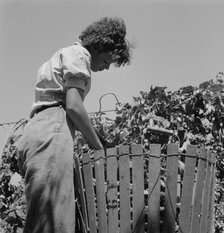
{"left": 74, "top": 143, "right": 216, "bottom": 233}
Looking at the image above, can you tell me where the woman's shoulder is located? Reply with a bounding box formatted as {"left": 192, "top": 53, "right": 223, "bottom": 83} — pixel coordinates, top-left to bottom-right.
{"left": 62, "top": 43, "right": 91, "bottom": 58}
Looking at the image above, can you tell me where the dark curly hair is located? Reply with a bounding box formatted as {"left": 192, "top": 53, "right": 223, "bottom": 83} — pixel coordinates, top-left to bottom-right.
{"left": 79, "top": 17, "right": 132, "bottom": 67}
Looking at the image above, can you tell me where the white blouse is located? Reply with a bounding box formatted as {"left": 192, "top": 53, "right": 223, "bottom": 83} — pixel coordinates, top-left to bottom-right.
{"left": 30, "top": 42, "right": 92, "bottom": 117}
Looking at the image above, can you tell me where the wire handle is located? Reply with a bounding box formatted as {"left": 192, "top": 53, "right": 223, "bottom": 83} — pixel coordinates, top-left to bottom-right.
{"left": 98, "top": 92, "right": 121, "bottom": 113}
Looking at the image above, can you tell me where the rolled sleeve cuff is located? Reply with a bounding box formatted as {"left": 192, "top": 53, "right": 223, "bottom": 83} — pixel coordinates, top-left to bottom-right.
{"left": 65, "top": 75, "right": 87, "bottom": 91}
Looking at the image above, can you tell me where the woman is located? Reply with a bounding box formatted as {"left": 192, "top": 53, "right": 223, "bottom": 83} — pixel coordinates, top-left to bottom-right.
{"left": 17, "top": 17, "right": 132, "bottom": 233}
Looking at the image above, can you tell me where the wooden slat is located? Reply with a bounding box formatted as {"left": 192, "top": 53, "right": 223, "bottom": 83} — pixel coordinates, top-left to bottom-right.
{"left": 179, "top": 145, "right": 197, "bottom": 233}
{"left": 94, "top": 149, "right": 107, "bottom": 233}
{"left": 163, "top": 143, "right": 179, "bottom": 233}
{"left": 177, "top": 174, "right": 181, "bottom": 202}
{"left": 106, "top": 147, "right": 119, "bottom": 233}
{"left": 74, "top": 156, "right": 88, "bottom": 231}
{"left": 131, "top": 144, "right": 144, "bottom": 233}
{"left": 147, "top": 144, "right": 161, "bottom": 233}
{"left": 82, "top": 152, "right": 97, "bottom": 233}
{"left": 199, "top": 151, "right": 214, "bottom": 233}
{"left": 190, "top": 147, "right": 207, "bottom": 233}
{"left": 207, "top": 153, "right": 216, "bottom": 233}
{"left": 119, "top": 145, "right": 131, "bottom": 233}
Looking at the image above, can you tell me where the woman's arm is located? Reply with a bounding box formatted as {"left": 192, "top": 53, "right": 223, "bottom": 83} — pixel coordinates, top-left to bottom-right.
{"left": 66, "top": 87, "right": 103, "bottom": 150}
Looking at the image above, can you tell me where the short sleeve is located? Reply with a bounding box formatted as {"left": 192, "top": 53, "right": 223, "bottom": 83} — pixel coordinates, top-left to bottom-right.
{"left": 61, "top": 45, "right": 91, "bottom": 92}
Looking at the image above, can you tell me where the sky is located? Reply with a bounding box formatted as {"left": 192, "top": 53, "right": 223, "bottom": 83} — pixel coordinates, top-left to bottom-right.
{"left": 1, "top": 0, "right": 224, "bottom": 153}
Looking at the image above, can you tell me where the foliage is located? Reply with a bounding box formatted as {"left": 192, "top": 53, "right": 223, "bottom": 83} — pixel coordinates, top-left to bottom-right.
{"left": 0, "top": 119, "right": 27, "bottom": 233}
{"left": 79, "top": 74, "right": 224, "bottom": 232}
{"left": 1, "top": 73, "right": 224, "bottom": 232}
